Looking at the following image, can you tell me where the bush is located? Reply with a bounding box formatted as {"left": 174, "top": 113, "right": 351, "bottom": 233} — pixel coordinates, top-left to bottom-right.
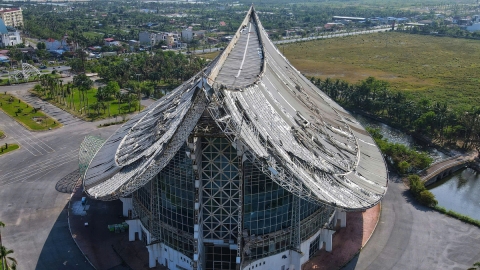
{"left": 418, "top": 190, "right": 438, "bottom": 207}
{"left": 408, "top": 174, "right": 437, "bottom": 206}
{"left": 408, "top": 174, "right": 425, "bottom": 194}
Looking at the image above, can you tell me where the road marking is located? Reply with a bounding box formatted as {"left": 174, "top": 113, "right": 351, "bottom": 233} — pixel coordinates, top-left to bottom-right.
{"left": 8, "top": 121, "right": 54, "bottom": 153}
{"left": 0, "top": 123, "right": 39, "bottom": 156}
{"left": 0, "top": 154, "right": 79, "bottom": 186}
{"left": 0, "top": 148, "right": 79, "bottom": 186}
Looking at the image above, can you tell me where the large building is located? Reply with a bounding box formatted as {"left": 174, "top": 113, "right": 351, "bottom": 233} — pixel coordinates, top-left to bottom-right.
{"left": 0, "top": 8, "right": 23, "bottom": 28}
{"left": 80, "top": 6, "right": 388, "bottom": 270}
{"left": 0, "top": 19, "right": 21, "bottom": 47}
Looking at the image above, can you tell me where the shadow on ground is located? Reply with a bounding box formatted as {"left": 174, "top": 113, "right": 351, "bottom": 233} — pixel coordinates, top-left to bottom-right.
{"left": 35, "top": 202, "right": 94, "bottom": 270}
{"left": 35, "top": 170, "right": 93, "bottom": 270}
{"left": 401, "top": 189, "right": 433, "bottom": 212}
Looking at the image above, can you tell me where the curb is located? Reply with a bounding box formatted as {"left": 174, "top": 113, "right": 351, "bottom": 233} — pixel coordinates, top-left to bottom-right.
{"left": 0, "top": 144, "right": 20, "bottom": 157}
{"left": 66, "top": 180, "right": 97, "bottom": 270}
{"left": 0, "top": 98, "right": 62, "bottom": 132}
{"left": 337, "top": 202, "right": 382, "bottom": 270}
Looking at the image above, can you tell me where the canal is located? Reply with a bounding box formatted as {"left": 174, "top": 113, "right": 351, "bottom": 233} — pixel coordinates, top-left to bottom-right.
{"left": 351, "top": 113, "right": 480, "bottom": 220}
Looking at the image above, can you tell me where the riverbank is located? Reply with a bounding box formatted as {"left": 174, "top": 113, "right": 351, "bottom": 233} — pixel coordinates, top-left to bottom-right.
{"left": 350, "top": 109, "right": 455, "bottom": 155}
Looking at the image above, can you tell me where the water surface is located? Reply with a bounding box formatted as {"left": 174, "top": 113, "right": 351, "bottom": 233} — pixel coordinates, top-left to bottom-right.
{"left": 428, "top": 168, "right": 480, "bottom": 220}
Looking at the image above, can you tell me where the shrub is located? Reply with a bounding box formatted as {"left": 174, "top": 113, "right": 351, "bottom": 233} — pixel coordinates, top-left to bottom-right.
{"left": 418, "top": 190, "right": 438, "bottom": 207}
{"left": 408, "top": 174, "right": 425, "bottom": 194}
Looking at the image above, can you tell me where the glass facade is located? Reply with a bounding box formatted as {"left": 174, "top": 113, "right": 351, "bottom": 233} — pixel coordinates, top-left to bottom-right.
{"left": 132, "top": 137, "right": 335, "bottom": 266}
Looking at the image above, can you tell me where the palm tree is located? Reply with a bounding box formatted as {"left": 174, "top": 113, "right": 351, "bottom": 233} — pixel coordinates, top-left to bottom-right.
{"left": 468, "top": 262, "right": 480, "bottom": 270}
{"left": 0, "top": 221, "right": 4, "bottom": 247}
{"left": 0, "top": 245, "right": 17, "bottom": 270}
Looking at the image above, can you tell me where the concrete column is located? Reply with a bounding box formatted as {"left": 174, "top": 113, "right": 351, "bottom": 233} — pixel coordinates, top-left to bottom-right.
{"left": 119, "top": 197, "right": 133, "bottom": 217}
{"left": 126, "top": 219, "right": 139, "bottom": 242}
{"left": 335, "top": 208, "right": 347, "bottom": 228}
{"left": 322, "top": 229, "right": 335, "bottom": 252}
{"left": 147, "top": 245, "right": 157, "bottom": 268}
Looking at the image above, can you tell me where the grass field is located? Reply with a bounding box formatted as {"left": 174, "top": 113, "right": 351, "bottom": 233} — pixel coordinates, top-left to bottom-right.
{"left": 32, "top": 88, "right": 142, "bottom": 121}
{"left": 0, "top": 93, "right": 61, "bottom": 131}
{"left": 281, "top": 32, "right": 480, "bottom": 110}
{"left": 0, "top": 129, "right": 4, "bottom": 138}
{"left": 0, "top": 143, "right": 19, "bottom": 155}
{"left": 201, "top": 32, "right": 480, "bottom": 110}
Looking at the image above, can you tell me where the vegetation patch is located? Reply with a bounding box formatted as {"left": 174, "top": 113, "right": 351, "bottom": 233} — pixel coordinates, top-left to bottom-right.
{"left": 433, "top": 206, "right": 480, "bottom": 228}
{"left": 407, "top": 174, "right": 438, "bottom": 207}
{"left": 32, "top": 75, "right": 144, "bottom": 121}
{"left": 367, "top": 128, "right": 432, "bottom": 174}
{"left": 0, "top": 143, "right": 19, "bottom": 156}
{"left": 284, "top": 32, "right": 480, "bottom": 110}
{"left": 0, "top": 130, "right": 4, "bottom": 139}
{"left": 199, "top": 51, "right": 220, "bottom": 60}
{"left": 0, "top": 93, "right": 61, "bottom": 131}
{"left": 406, "top": 175, "right": 480, "bottom": 227}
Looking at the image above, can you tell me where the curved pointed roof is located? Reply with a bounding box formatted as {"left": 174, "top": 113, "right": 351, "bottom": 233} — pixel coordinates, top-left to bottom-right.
{"left": 82, "top": 6, "right": 388, "bottom": 210}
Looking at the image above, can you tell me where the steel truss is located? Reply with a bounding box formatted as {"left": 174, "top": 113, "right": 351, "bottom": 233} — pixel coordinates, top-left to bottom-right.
{"left": 79, "top": 135, "right": 106, "bottom": 180}
{"left": 9, "top": 63, "right": 41, "bottom": 83}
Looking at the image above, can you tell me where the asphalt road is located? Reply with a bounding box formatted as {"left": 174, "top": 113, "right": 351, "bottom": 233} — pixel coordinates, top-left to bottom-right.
{"left": 0, "top": 109, "right": 120, "bottom": 269}
{"left": 273, "top": 27, "right": 393, "bottom": 45}
{"left": 343, "top": 177, "right": 480, "bottom": 270}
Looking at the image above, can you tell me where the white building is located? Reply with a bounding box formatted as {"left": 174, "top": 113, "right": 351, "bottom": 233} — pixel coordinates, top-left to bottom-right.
{"left": 0, "top": 19, "right": 21, "bottom": 47}
{"left": 139, "top": 31, "right": 180, "bottom": 48}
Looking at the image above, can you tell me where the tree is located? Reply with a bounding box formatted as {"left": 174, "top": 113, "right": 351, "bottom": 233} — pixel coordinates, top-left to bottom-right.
{"left": 0, "top": 221, "right": 4, "bottom": 246}
{"left": 104, "top": 81, "right": 120, "bottom": 98}
{"left": 468, "top": 262, "right": 480, "bottom": 270}
{"left": 73, "top": 74, "right": 93, "bottom": 91}
{"left": 36, "top": 42, "right": 46, "bottom": 50}
{"left": 418, "top": 190, "right": 438, "bottom": 207}
{"left": 0, "top": 245, "right": 17, "bottom": 270}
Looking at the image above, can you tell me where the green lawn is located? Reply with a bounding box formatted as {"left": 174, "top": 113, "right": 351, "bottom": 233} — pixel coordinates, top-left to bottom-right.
{"left": 0, "top": 93, "right": 61, "bottom": 131}
{"left": 281, "top": 32, "right": 480, "bottom": 110}
{"left": 32, "top": 88, "right": 143, "bottom": 121}
{"left": 0, "top": 129, "right": 4, "bottom": 138}
{"left": 0, "top": 143, "right": 19, "bottom": 155}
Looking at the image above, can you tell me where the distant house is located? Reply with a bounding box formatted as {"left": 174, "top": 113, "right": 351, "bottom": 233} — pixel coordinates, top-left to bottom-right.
{"left": 323, "top": 22, "right": 343, "bottom": 31}
{"left": 104, "top": 38, "right": 120, "bottom": 46}
{"left": 0, "top": 54, "right": 9, "bottom": 63}
{"left": 45, "top": 36, "right": 69, "bottom": 51}
{"left": 219, "top": 21, "right": 226, "bottom": 27}
{"left": 139, "top": 31, "right": 180, "bottom": 47}
{"left": 181, "top": 27, "right": 206, "bottom": 42}
{"left": 139, "top": 32, "right": 151, "bottom": 45}
{"left": 0, "top": 19, "right": 21, "bottom": 47}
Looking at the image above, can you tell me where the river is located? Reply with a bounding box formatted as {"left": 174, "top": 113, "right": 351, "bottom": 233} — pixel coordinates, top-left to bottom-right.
{"left": 351, "top": 112, "right": 480, "bottom": 220}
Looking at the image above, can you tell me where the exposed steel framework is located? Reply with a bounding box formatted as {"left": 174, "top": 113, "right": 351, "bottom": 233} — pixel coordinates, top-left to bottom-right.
{"left": 81, "top": 6, "right": 388, "bottom": 211}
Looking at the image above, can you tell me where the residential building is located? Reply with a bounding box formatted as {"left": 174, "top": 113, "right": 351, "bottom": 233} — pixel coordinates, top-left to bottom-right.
{"left": 0, "top": 8, "right": 23, "bottom": 28}
{"left": 104, "top": 38, "right": 120, "bottom": 46}
{"left": 45, "top": 37, "right": 70, "bottom": 51}
{"left": 0, "top": 19, "right": 21, "bottom": 47}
